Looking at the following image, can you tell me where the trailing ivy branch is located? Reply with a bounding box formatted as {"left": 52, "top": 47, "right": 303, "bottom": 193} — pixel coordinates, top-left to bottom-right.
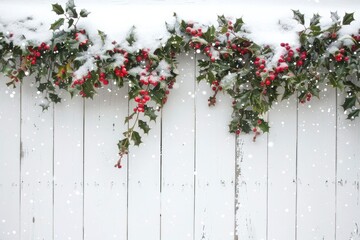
{"left": 1, "top": 1, "right": 360, "bottom": 168}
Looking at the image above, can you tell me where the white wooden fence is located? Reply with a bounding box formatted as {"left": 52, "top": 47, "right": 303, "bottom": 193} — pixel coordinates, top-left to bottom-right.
{"left": 0, "top": 55, "right": 359, "bottom": 240}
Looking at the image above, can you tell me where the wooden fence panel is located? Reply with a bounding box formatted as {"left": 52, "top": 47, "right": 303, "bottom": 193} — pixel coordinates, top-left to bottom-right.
{"left": 267, "top": 96, "right": 297, "bottom": 240}
{"left": 127, "top": 97, "right": 161, "bottom": 240}
{"left": 84, "top": 87, "right": 128, "bottom": 240}
{"left": 20, "top": 80, "right": 54, "bottom": 240}
{"left": 0, "top": 81, "right": 20, "bottom": 239}
{"left": 194, "top": 55, "right": 236, "bottom": 240}
{"left": 297, "top": 87, "right": 336, "bottom": 240}
{"left": 161, "top": 53, "right": 196, "bottom": 240}
{"left": 53, "top": 92, "right": 84, "bottom": 240}
{"left": 336, "top": 92, "right": 360, "bottom": 240}
{"left": 236, "top": 127, "right": 268, "bottom": 240}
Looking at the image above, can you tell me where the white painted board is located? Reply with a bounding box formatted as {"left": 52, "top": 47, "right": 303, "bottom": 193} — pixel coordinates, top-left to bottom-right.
{"left": 0, "top": 79, "right": 20, "bottom": 240}
{"left": 20, "top": 80, "right": 54, "bottom": 240}
{"left": 194, "top": 55, "right": 235, "bottom": 240}
{"left": 336, "top": 92, "right": 360, "bottom": 240}
{"left": 84, "top": 86, "right": 128, "bottom": 240}
{"left": 161, "top": 53, "right": 195, "bottom": 240}
{"left": 53, "top": 92, "right": 84, "bottom": 240}
{"left": 297, "top": 86, "right": 336, "bottom": 240}
{"left": 267, "top": 96, "right": 297, "bottom": 240}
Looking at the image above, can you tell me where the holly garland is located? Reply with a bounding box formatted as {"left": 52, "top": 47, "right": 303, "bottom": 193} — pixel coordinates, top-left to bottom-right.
{"left": 1, "top": 1, "right": 360, "bottom": 168}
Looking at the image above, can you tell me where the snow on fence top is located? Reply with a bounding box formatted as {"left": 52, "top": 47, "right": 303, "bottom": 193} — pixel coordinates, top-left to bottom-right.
{"left": 0, "top": 0, "right": 359, "bottom": 56}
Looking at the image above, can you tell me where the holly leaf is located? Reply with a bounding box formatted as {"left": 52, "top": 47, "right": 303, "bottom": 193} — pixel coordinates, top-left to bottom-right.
{"left": 138, "top": 120, "right": 150, "bottom": 134}
{"left": 341, "top": 96, "right": 356, "bottom": 110}
{"left": 52, "top": 4, "right": 64, "bottom": 15}
{"left": 347, "top": 109, "right": 360, "bottom": 120}
{"left": 49, "top": 93, "right": 61, "bottom": 103}
{"left": 131, "top": 131, "right": 142, "bottom": 146}
{"left": 144, "top": 106, "right": 157, "bottom": 122}
{"left": 343, "top": 12, "right": 355, "bottom": 25}
{"left": 98, "top": 30, "right": 106, "bottom": 44}
{"left": 126, "top": 26, "right": 136, "bottom": 46}
{"left": 124, "top": 112, "right": 136, "bottom": 124}
{"left": 80, "top": 9, "right": 90, "bottom": 18}
{"left": 50, "top": 18, "right": 65, "bottom": 31}
{"left": 68, "top": 18, "right": 74, "bottom": 28}
{"left": 258, "top": 121, "right": 270, "bottom": 133}
{"left": 331, "top": 12, "right": 340, "bottom": 22}
{"left": 117, "top": 138, "right": 129, "bottom": 152}
{"left": 234, "top": 17, "right": 244, "bottom": 32}
{"left": 310, "top": 13, "right": 321, "bottom": 26}
{"left": 292, "top": 10, "right": 305, "bottom": 25}
{"left": 217, "top": 15, "right": 227, "bottom": 25}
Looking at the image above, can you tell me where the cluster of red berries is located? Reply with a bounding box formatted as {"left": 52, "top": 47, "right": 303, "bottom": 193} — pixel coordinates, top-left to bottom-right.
{"left": 351, "top": 34, "right": 360, "bottom": 51}
{"left": 136, "top": 49, "right": 150, "bottom": 62}
{"left": 203, "top": 46, "right": 216, "bottom": 62}
{"left": 26, "top": 42, "right": 50, "bottom": 65}
{"left": 279, "top": 43, "right": 307, "bottom": 68}
{"left": 211, "top": 80, "right": 222, "bottom": 91}
{"left": 140, "top": 74, "right": 159, "bottom": 87}
{"left": 99, "top": 72, "right": 109, "bottom": 85}
{"left": 334, "top": 48, "right": 350, "bottom": 62}
{"left": 189, "top": 41, "right": 202, "bottom": 50}
{"left": 227, "top": 41, "right": 250, "bottom": 56}
{"left": 72, "top": 72, "right": 93, "bottom": 88}
{"left": 254, "top": 57, "right": 277, "bottom": 87}
{"left": 225, "top": 21, "right": 233, "bottom": 37}
{"left": 134, "top": 90, "right": 151, "bottom": 113}
{"left": 185, "top": 24, "right": 203, "bottom": 37}
{"left": 300, "top": 93, "right": 312, "bottom": 104}
{"left": 114, "top": 66, "right": 128, "bottom": 78}
{"left": 75, "top": 30, "right": 88, "bottom": 46}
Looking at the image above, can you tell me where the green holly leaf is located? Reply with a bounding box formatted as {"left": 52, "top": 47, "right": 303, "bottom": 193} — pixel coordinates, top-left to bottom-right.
{"left": 341, "top": 96, "right": 356, "bottom": 110}
{"left": 331, "top": 12, "right": 340, "bottom": 22}
{"left": 144, "top": 106, "right": 157, "bottom": 122}
{"left": 217, "top": 15, "right": 227, "bottom": 25}
{"left": 124, "top": 112, "right": 136, "bottom": 124}
{"left": 98, "top": 30, "right": 106, "bottom": 44}
{"left": 49, "top": 93, "right": 61, "bottom": 103}
{"left": 126, "top": 26, "right": 136, "bottom": 46}
{"left": 138, "top": 120, "right": 150, "bottom": 134}
{"left": 258, "top": 121, "right": 270, "bottom": 133}
{"left": 80, "top": 9, "right": 90, "bottom": 17}
{"left": 234, "top": 17, "right": 244, "bottom": 32}
{"left": 343, "top": 12, "right": 355, "bottom": 25}
{"left": 347, "top": 109, "right": 360, "bottom": 120}
{"left": 292, "top": 10, "right": 305, "bottom": 25}
{"left": 118, "top": 138, "right": 129, "bottom": 152}
{"left": 131, "top": 131, "right": 142, "bottom": 146}
{"left": 68, "top": 18, "right": 74, "bottom": 28}
{"left": 310, "top": 13, "right": 321, "bottom": 26}
{"left": 52, "top": 3, "right": 64, "bottom": 15}
{"left": 165, "top": 22, "right": 176, "bottom": 34}
{"left": 50, "top": 18, "right": 65, "bottom": 31}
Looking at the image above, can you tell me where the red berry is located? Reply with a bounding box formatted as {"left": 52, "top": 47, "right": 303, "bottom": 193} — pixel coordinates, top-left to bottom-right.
{"left": 235, "top": 129, "right": 241, "bottom": 135}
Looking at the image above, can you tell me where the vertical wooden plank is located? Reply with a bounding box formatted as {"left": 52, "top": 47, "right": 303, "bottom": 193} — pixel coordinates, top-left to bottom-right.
{"left": 20, "top": 79, "right": 54, "bottom": 239}
{"left": 236, "top": 123, "right": 268, "bottom": 240}
{"left": 336, "top": 92, "right": 360, "bottom": 240}
{"left": 84, "top": 86, "right": 128, "bottom": 240}
{"left": 0, "top": 79, "right": 20, "bottom": 239}
{"left": 297, "top": 86, "right": 336, "bottom": 240}
{"left": 127, "top": 99, "right": 161, "bottom": 239}
{"left": 267, "top": 97, "right": 297, "bottom": 240}
{"left": 161, "top": 53, "right": 195, "bottom": 240}
{"left": 53, "top": 92, "right": 84, "bottom": 240}
{"left": 194, "top": 56, "right": 235, "bottom": 240}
